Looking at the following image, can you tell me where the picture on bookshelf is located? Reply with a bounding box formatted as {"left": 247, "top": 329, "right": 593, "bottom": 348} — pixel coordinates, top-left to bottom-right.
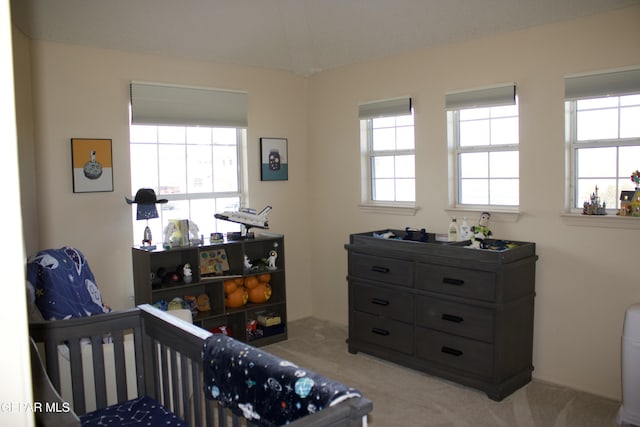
{"left": 200, "top": 249, "right": 230, "bottom": 276}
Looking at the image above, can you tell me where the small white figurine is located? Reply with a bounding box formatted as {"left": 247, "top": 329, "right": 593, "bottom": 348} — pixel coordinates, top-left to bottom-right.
{"left": 267, "top": 249, "right": 278, "bottom": 270}
{"left": 183, "top": 263, "right": 192, "bottom": 283}
{"left": 244, "top": 255, "right": 252, "bottom": 271}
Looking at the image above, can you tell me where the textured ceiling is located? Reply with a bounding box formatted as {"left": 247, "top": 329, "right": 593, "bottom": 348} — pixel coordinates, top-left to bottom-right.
{"left": 10, "top": 0, "right": 640, "bottom": 76}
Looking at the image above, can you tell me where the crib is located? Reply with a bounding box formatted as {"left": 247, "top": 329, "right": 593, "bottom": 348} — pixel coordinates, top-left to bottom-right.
{"left": 29, "top": 304, "right": 372, "bottom": 427}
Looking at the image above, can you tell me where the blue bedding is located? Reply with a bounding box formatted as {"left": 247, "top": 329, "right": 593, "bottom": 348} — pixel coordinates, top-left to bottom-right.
{"left": 26, "top": 247, "right": 111, "bottom": 320}
{"left": 80, "top": 395, "right": 187, "bottom": 427}
{"left": 203, "top": 334, "right": 362, "bottom": 427}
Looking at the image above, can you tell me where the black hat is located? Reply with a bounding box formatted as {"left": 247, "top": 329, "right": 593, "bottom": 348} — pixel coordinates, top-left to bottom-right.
{"left": 125, "top": 188, "right": 168, "bottom": 205}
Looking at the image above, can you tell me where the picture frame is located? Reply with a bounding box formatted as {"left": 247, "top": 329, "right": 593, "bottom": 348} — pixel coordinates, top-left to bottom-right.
{"left": 71, "top": 138, "right": 114, "bottom": 193}
{"left": 260, "top": 137, "right": 288, "bottom": 181}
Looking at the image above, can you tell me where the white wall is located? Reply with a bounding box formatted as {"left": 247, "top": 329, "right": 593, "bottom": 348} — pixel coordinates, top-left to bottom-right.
{"left": 306, "top": 6, "right": 640, "bottom": 400}
{"left": 2, "top": 0, "right": 34, "bottom": 424}
{"left": 22, "top": 40, "right": 314, "bottom": 320}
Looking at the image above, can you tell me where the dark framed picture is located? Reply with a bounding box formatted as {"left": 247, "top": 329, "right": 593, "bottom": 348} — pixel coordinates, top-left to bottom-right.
{"left": 71, "top": 138, "right": 114, "bottom": 193}
{"left": 260, "top": 137, "right": 288, "bottom": 181}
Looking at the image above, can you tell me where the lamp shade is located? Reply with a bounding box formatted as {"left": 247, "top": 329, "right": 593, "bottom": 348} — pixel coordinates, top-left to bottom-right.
{"left": 136, "top": 204, "right": 159, "bottom": 220}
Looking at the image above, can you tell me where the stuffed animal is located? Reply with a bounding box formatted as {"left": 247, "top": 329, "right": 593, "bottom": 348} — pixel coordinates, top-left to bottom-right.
{"left": 152, "top": 299, "right": 168, "bottom": 311}
{"left": 197, "top": 293, "right": 211, "bottom": 311}
{"left": 168, "top": 297, "right": 187, "bottom": 311}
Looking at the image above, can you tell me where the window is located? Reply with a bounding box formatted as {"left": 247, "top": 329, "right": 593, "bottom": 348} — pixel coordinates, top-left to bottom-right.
{"left": 129, "top": 82, "right": 247, "bottom": 244}
{"left": 565, "top": 69, "right": 640, "bottom": 212}
{"left": 130, "top": 125, "right": 246, "bottom": 243}
{"left": 447, "top": 84, "right": 519, "bottom": 207}
{"left": 359, "top": 97, "right": 415, "bottom": 204}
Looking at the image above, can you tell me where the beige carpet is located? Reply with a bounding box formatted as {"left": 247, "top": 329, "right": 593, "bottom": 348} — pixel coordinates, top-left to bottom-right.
{"left": 264, "top": 317, "right": 623, "bottom": 427}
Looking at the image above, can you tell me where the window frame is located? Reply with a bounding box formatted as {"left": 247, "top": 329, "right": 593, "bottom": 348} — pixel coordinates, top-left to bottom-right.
{"left": 129, "top": 124, "right": 247, "bottom": 245}
{"left": 448, "top": 102, "right": 520, "bottom": 210}
{"left": 565, "top": 94, "right": 640, "bottom": 214}
{"left": 360, "top": 110, "right": 416, "bottom": 207}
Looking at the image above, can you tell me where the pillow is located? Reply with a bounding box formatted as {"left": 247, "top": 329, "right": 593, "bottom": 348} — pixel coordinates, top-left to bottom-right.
{"left": 26, "top": 247, "right": 110, "bottom": 321}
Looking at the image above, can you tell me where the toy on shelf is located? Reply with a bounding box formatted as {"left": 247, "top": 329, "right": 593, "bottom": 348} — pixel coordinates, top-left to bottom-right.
{"left": 163, "top": 219, "right": 201, "bottom": 247}
{"left": 214, "top": 205, "right": 272, "bottom": 237}
{"left": 224, "top": 277, "right": 248, "bottom": 308}
{"left": 267, "top": 249, "right": 278, "bottom": 270}
{"left": 183, "top": 263, "right": 192, "bottom": 283}
{"left": 196, "top": 293, "right": 211, "bottom": 311}
{"left": 211, "top": 325, "right": 231, "bottom": 336}
{"left": 245, "top": 242, "right": 279, "bottom": 272}
{"left": 247, "top": 274, "right": 272, "bottom": 304}
{"left": 200, "top": 249, "right": 230, "bottom": 277}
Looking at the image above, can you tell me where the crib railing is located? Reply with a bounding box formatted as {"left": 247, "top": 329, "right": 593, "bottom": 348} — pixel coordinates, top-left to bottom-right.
{"left": 30, "top": 305, "right": 372, "bottom": 427}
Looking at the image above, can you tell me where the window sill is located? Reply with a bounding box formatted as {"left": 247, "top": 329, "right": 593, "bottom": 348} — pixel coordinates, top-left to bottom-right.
{"left": 560, "top": 213, "right": 640, "bottom": 229}
{"left": 444, "top": 207, "right": 521, "bottom": 223}
{"left": 359, "top": 203, "right": 420, "bottom": 216}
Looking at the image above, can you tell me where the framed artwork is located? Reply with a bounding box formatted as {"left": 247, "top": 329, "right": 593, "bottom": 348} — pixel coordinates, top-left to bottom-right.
{"left": 71, "top": 138, "right": 114, "bottom": 193}
{"left": 260, "top": 137, "right": 288, "bottom": 181}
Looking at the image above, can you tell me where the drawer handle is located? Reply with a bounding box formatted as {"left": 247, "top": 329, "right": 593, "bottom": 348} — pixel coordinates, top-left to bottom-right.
{"left": 442, "top": 313, "right": 464, "bottom": 323}
{"left": 371, "top": 298, "right": 390, "bottom": 306}
{"left": 443, "top": 277, "right": 464, "bottom": 286}
{"left": 371, "top": 266, "right": 390, "bottom": 274}
{"left": 371, "top": 328, "right": 390, "bottom": 336}
{"left": 441, "top": 346, "right": 463, "bottom": 357}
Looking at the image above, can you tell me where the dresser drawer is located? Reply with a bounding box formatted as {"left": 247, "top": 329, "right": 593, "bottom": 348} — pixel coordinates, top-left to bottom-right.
{"left": 349, "top": 252, "right": 413, "bottom": 287}
{"left": 351, "top": 281, "right": 414, "bottom": 323}
{"left": 415, "top": 327, "right": 494, "bottom": 377}
{"left": 415, "top": 263, "right": 496, "bottom": 301}
{"left": 415, "top": 296, "right": 494, "bottom": 343}
{"left": 351, "top": 311, "right": 413, "bottom": 354}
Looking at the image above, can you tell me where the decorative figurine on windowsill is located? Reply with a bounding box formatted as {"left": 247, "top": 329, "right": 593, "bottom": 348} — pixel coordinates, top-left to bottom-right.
{"left": 632, "top": 170, "right": 640, "bottom": 190}
{"left": 582, "top": 185, "right": 607, "bottom": 215}
{"left": 470, "top": 211, "right": 492, "bottom": 249}
{"left": 624, "top": 170, "right": 640, "bottom": 217}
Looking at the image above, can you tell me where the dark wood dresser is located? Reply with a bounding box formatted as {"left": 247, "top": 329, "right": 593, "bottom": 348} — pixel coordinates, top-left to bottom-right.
{"left": 345, "top": 230, "right": 537, "bottom": 400}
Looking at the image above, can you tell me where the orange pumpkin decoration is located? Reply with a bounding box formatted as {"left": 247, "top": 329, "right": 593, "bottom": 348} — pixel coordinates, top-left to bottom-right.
{"left": 248, "top": 282, "right": 272, "bottom": 304}
{"left": 225, "top": 287, "right": 248, "bottom": 308}
{"left": 224, "top": 279, "right": 238, "bottom": 295}
{"left": 244, "top": 276, "right": 259, "bottom": 290}
{"left": 257, "top": 273, "right": 271, "bottom": 283}
{"left": 234, "top": 277, "right": 245, "bottom": 285}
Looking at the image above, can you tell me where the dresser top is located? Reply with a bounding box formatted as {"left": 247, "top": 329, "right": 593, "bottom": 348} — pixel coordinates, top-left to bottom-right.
{"left": 346, "top": 229, "right": 536, "bottom": 267}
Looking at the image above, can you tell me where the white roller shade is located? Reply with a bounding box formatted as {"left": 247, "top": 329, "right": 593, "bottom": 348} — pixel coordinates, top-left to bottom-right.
{"left": 446, "top": 84, "right": 516, "bottom": 110}
{"left": 565, "top": 68, "right": 640, "bottom": 100}
{"left": 130, "top": 81, "right": 248, "bottom": 127}
{"left": 359, "top": 97, "right": 412, "bottom": 119}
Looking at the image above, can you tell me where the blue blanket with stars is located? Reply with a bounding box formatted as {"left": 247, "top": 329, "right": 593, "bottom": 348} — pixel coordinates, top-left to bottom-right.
{"left": 26, "top": 247, "right": 110, "bottom": 320}
{"left": 80, "top": 395, "right": 187, "bottom": 427}
{"left": 202, "top": 334, "right": 362, "bottom": 426}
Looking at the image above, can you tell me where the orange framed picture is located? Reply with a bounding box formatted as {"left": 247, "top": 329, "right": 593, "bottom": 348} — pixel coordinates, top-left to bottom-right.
{"left": 71, "top": 138, "right": 113, "bottom": 193}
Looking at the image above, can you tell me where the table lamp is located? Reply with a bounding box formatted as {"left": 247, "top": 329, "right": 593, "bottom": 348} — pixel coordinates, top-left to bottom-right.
{"left": 125, "top": 188, "right": 168, "bottom": 249}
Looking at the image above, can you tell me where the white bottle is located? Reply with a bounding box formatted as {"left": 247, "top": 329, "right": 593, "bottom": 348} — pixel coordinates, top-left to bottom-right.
{"left": 460, "top": 217, "right": 471, "bottom": 241}
{"left": 448, "top": 218, "right": 459, "bottom": 242}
